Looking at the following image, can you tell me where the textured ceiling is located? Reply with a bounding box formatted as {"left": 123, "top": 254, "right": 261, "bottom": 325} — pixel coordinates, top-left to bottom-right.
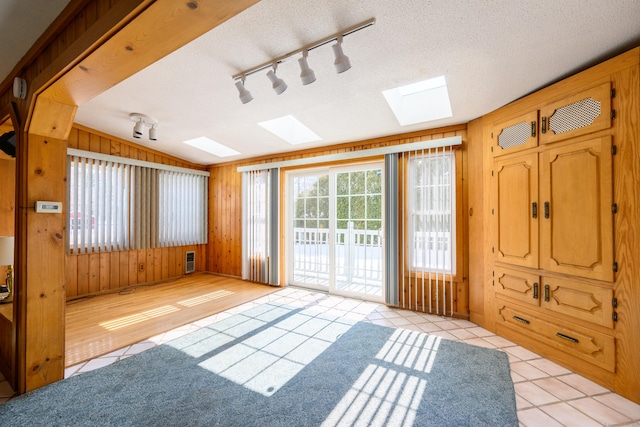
{"left": 6, "top": 1, "right": 640, "bottom": 166}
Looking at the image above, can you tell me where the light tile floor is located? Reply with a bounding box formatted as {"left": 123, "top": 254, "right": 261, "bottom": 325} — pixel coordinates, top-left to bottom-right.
{"left": 1, "top": 287, "right": 639, "bottom": 426}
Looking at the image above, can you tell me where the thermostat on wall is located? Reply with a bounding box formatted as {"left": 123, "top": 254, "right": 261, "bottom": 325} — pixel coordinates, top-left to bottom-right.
{"left": 35, "top": 201, "right": 62, "bottom": 213}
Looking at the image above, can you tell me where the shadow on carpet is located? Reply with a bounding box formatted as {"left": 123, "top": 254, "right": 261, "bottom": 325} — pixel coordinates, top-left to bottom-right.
{"left": 0, "top": 302, "right": 518, "bottom": 426}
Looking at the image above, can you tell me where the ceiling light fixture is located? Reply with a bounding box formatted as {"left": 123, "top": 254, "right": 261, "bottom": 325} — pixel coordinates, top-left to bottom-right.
{"left": 129, "top": 113, "right": 159, "bottom": 141}
{"left": 235, "top": 76, "right": 253, "bottom": 104}
{"left": 332, "top": 36, "right": 351, "bottom": 73}
{"left": 298, "top": 50, "right": 316, "bottom": 85}
{"left": 231, "top": 18, "right": 375, "bottom": 103}
{"left": 266, "top": 63, "right": 287, "bottom": 95}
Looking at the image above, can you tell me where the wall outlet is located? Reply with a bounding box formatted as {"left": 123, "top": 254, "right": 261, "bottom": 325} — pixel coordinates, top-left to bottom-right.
{"left": 138, "top": 263, "right": 144, "bottom": 272}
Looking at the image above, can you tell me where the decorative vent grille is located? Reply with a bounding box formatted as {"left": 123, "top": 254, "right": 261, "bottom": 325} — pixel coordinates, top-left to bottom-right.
{"left": 498, "top": 121, "right": 531, "bottom": 150}
{"left": 185, "top": 250, "right": 195, "bottom": 274}
{"left": 548, "top": 98, "right": 601, "bottom": 135}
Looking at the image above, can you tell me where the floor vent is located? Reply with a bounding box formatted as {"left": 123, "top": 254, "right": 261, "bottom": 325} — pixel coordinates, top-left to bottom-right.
{"left": 185, "top": 251, "right": 196, "bottom": 274}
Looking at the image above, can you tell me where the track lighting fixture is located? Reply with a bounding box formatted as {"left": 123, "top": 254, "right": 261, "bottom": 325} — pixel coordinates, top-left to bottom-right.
{"left": 266, "top": 64, "right": 287, "bottom": 95}
{"left": 298, "top": 50, "right": 316, "bottom": 85}
{"left": 332, "top": 36, "right": 351, "bottom": 74}
{"left": 148, "top": 125, "right": 158, "bottom": 141}
{"left": 231, "top": 18, "right": 375, "bottom": 103}
{"left": 129, "top": 113, "right": 159, "bottom": 141}
{"left": 235, "top": 77, "right": 253, "bottom": 104}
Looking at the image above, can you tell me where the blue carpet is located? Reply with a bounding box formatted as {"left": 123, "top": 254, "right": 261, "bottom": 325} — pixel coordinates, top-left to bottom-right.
{"left": 0, "top": 302, "right": 518, "bottom": 426}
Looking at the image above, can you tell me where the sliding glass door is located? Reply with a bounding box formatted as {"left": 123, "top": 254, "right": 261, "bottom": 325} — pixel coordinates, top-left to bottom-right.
{"left": 288, "top": 162, "right": 384, "bottom": 302}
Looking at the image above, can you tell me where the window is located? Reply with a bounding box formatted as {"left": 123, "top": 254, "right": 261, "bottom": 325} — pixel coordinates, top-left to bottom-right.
{"left": 67, "top": 150, "right": 208, "bottom": 254}
{"left": 408, "top": 150, "right": 455, "bottom": 273}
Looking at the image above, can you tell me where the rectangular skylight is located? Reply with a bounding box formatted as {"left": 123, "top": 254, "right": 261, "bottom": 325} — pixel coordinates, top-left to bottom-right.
{"left": 183, "top": 136, "right": 240, "bottom": 157}
{"left": 382, "top": 76, "right": 453, "bottom": 126}
{"left": 258, "top": 115, "right": 321, "bottom": 145}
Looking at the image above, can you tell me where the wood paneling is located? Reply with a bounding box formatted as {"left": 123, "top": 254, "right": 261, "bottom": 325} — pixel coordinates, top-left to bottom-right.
{"left": 610, "top": 58, "right": 640, "bottom": 403}
{"left": 65, "top": 125, "right": 209, "bottom": 300}
{"left": 467, "top": 117, "right": 485, "bottom": 325}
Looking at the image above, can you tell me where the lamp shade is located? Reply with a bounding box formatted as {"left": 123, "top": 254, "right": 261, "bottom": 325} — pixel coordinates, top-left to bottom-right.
{"left": 332, "top": 41, "right": 351, "bottom": 73}
{"left": 235, "top": 80, "right": 254, "bottom": 104}
{"left": 298, "top": 55, "right": 316, "bottom": 85}
{"left": 266, "top": 69, "right": 287, "bottom": 95}
{"left": 0, "top": 236, "right": 14, "bottom": 266}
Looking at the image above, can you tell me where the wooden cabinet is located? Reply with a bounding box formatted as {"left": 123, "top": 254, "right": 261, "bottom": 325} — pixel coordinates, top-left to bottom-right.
{"left": 493, "top": 136, "right": 613, "bottom": 282}
{"left": 540, "top": 136, "right": 614, "bottom": 281}
{"left": 493, "top": 153, "right": 539, "bottom": 269}
{"left": 491, "top": 82, "right": 612, "bottom": 156}
{"left": 539, "top": 82, "right": 612, "bottom": 145}
{"left": 491, "top": 110, "right": 539, "bottom": 156}
{"left": 481, "top": 47, "right": 640, "bottom": 405}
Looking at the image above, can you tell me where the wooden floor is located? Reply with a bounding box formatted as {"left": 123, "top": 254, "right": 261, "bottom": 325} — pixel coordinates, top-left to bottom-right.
{"left": 65, "top": 273, "right": 279, "bottom": 367}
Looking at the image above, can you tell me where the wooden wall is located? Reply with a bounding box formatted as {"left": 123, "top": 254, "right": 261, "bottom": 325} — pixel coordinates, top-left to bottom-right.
{"left": 208, "top": 125, "right": 471, "bottom": 317}
{"left": 64, "top": 125, "right": 207, "bottom": 300}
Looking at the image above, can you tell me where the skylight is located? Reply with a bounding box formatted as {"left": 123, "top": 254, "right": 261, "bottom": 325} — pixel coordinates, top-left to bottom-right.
{"left": 183, "top": 137, "right": 240, "bottom": 157}
{"left": 258, "top": 115, "right": 321, "bottom": 145}
{"left": 382, "top": 76, "right": 453, "bottom": 126}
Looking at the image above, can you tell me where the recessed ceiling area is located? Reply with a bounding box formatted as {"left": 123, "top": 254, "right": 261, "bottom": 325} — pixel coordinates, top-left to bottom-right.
{"left": 5, "top": 0, "right": 640, "bottom": 166}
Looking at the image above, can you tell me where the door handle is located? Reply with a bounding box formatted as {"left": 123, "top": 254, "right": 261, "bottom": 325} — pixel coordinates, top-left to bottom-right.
{"left": 544, "top": 284, "right": 550, "bottom": 302}
{"left": 532, "top": 202, "right": 537, "bottom": 219}
{"left": 533, "top": 282, "right": 539, "bottom": 299}
{"left": 544, "top": 202, "right": 550, "bottom": 219}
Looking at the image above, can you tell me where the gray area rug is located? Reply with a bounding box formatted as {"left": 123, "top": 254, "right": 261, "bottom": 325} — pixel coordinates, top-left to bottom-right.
{"left": 0, "top": 302, "right": 518, "bottom": 426}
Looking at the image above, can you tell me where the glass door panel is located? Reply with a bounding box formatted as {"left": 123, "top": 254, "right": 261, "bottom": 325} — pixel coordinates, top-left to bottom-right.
{"left": 288, "top": 163, "right": 384, "bottom": 302}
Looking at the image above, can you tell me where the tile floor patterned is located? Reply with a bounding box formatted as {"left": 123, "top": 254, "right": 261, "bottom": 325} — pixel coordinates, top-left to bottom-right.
{"left": 1, "top": 287, "right": 639, "bottom": 426}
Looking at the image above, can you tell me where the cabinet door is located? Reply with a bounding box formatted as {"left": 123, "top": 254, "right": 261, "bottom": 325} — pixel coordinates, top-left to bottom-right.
{"left": 494, "top": 266, "right": 540, "bottom": 307}
{"left": 541, "top": 276, "right": 614, "bottom": 328}
{"left": 491, "top": 110, "right": 538, "bottom": 157}
{"left": 540, "top": 136, "right": 613, "bottom": 281}
{"left": 493, "top": 153, "right": 539, "bottom": 268}
{"left": 539, "top": 82, "right": 612, "bottom": 145}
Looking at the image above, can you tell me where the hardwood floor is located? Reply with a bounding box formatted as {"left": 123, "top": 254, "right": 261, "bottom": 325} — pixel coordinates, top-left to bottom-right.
{"left": 65, "top": 273, "right": 279, "bottom": 367}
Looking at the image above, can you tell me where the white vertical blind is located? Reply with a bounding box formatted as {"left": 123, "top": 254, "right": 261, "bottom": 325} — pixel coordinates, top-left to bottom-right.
{"left": 242, "top": 169, "right": 278, "bottom": 284}
{"left": 398, "top": 146, "right": 456, "bottom": 315}
{"left": 67, "top": 151, "right": 208, "bottom": 254}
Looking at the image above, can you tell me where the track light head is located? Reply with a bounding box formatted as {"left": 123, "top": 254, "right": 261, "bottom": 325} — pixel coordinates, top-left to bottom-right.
{"left": 235, "top": 78, "right": 253, "bottom": 104}
{"left": 332, "top": 36, "right": 351, "bottom": 74}
{"left": 133, "top": 119, "right": 144, "bottom": 138}
{"left": 298, "top": 50, "right": 316, "bottom": 85}
{"left": 266, "top": 65, "right": 287, "bottom": 95}
{"left": 148, "top": 125, "right": 158, "bottom": 141}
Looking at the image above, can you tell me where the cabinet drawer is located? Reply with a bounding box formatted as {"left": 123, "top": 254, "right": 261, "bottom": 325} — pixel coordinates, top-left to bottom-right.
{"left": 494, "top": 266, "right": 540, "bottom": 307}
{"left": 497, "top": 304, "right": 615, "bottom": 372}
{"left": 541, "top": 276, "right": 614, "bottom": 328}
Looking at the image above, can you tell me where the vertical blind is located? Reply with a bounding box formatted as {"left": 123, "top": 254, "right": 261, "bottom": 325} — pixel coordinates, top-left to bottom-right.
{"left": 67, "top": 150, "right": 208, "bottom": 254}
{"left": 395, "top": 146, "right": 456, "bottom": 314}
{"left": 242, "top": 168, "right": 279, "bottom": 284}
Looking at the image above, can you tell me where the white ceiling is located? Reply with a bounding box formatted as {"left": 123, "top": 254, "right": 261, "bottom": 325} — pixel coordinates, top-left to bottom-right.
{"left": 5, "top": 1, "right": 640, "bottom": 165}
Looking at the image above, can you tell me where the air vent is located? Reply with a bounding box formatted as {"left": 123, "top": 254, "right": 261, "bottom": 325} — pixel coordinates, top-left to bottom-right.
{"left": 185, "top": 251, "right": 195, "bottom": 274}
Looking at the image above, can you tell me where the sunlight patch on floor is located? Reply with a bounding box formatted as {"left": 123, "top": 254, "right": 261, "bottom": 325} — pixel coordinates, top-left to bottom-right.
{"left": 177, "top": 290, "right": 234, "bottom": 307}
{"left": 99, "top": 305, "right": 180, "bottom": 330}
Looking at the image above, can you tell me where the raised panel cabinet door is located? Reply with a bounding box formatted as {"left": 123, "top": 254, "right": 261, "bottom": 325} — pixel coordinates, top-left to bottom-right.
{"left": 541, "top": 276, "right": 614, "bottom": 328}
{"left": 494, "top": 266, "right": 540, "bottom": 307}
{"left": 491, "top": 110, "right": 539, "bottom": 157}
{"left": 539, "top": 81, "right": 612, "bottom": 145}
{"left": 540, "top": 136, "right": 614, "bottom": 281}
{"left": 493, "top": 153, "right": 539, "bottom": 269}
